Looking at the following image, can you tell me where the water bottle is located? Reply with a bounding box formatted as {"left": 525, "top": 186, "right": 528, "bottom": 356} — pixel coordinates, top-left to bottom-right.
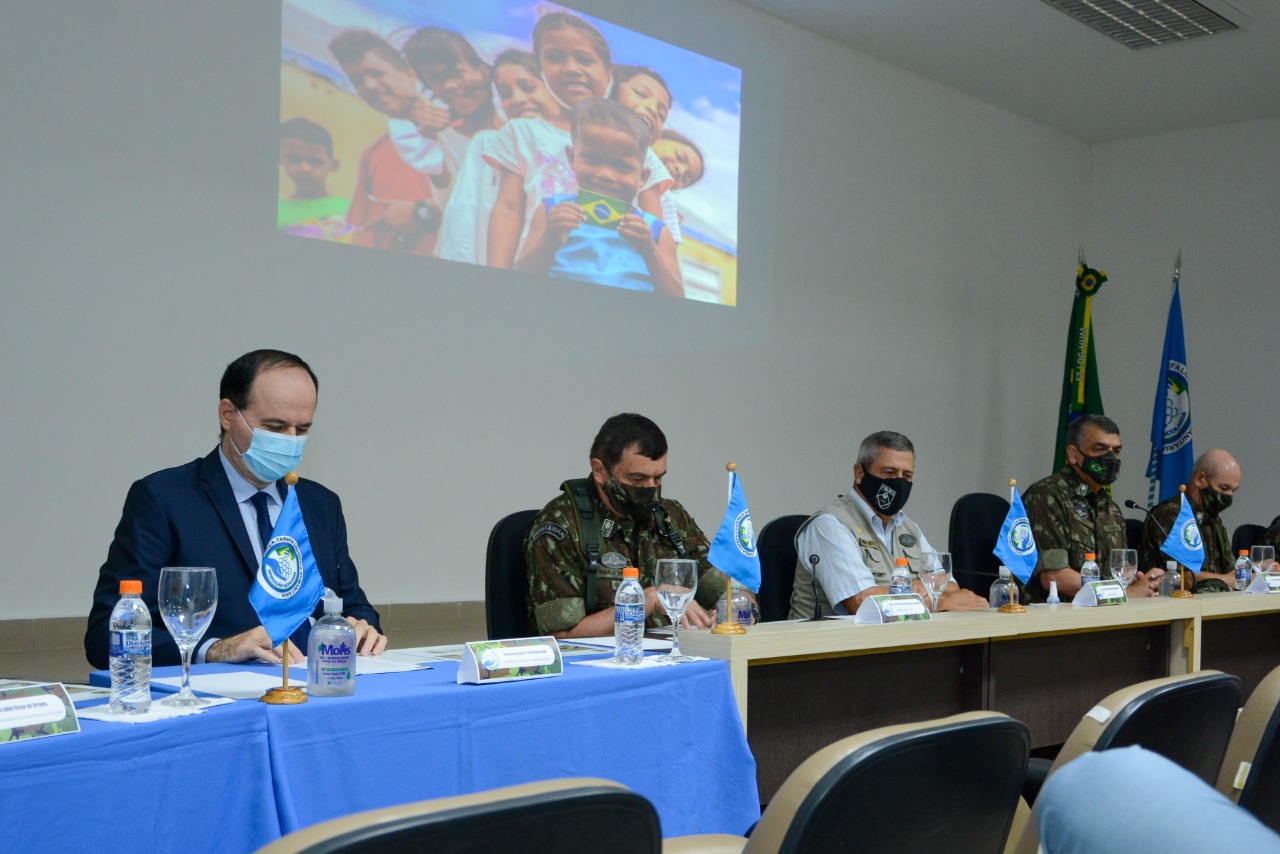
{"left": 1079, "top": 553, "right": 1100, "bottom": 587}
{"left": 1160, "top": 560, "right": 1181, "bottom": 596}
{"left": 889, "top": 558, "right": 912, "bottom": 595}
{"left": 1236, "top": 550, "right": 1253, "bottom": 591}
{"left": 716, "top": 587, "right": 755, "bottom": 625}
{"left": 308, "top": 588, "right": 356, "bottom": 697}
{"left": 109, "top": 579, "right": 151, "bottom": 714}
{"left": 613, "top": 566, "right": 645, "bottom": 665}
{"left": 1046, "top": 580, "right": 1061, "bottom": 605}
{"left": 989, "top": 567, "right": 1012, "bottom": 608}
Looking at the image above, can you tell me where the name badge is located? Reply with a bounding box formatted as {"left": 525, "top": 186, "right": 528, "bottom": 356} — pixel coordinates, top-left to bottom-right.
{"left": 1245, "top": 572, "right": 1280, "bottom": 594}
{"left": 854, "top": 593, "right": 931, "bottom": 624}
{"left": 0, "top": 682, "right": 79, "bottom": 745}
{"left": 457, "top": 637, "right": 564, "bottom": 685}
{"left": 1073, "top": 580, "right": 1128, "bottom": 607}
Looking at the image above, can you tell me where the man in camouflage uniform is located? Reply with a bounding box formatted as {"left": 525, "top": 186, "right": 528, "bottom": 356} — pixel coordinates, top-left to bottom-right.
{"left": 1138, "top": 449, "right": 1240, "bottom": 592}
{"left": 1023, "top": 414, "right": 1162, "bottom": 603}
{"left": 1261, "top": 516, "right": 1280, "bottom": 554}
{"left": 525, "top": 413, "right": 730, "bottom": 636}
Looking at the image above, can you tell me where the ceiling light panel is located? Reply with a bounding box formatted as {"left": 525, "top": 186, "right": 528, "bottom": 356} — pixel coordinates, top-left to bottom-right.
{"left": 1041, "top": 0, "right": 1239, "bottom": 48}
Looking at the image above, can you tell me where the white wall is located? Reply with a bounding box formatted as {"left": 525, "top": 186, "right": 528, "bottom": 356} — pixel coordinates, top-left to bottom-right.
{"left": 1085, "top": 117, "right": 1280, "bottom": 529}
{"left": 1, "top": 0, "right": 1098, "bottom": 619}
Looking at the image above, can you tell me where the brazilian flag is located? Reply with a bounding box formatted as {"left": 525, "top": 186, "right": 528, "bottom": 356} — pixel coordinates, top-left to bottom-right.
{"left": 1053, "top": 264, "right": 1107, "bottom": 471}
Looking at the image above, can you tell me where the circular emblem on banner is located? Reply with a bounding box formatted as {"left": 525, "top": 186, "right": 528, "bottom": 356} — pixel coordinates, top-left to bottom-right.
{"left": 260, "top": 536, "right": 303, "bottom": 599}
{"left": 1008, "top": 519, "right": 1036, "bottom": 556}
{"left": 1180, "top": 519, "right": 1202, "bottom": 551}
{"left": 1162, "top": 360, "right": 1192, "bottom": 454}
{"left": 734, "top": 510, "right": 757, "bottom": 558}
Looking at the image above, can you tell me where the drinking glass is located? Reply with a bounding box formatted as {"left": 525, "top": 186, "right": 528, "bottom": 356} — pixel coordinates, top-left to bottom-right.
{"left": 1109, "top": 549, "right": 1138, "bottom": 590}
{"left": 1251, "top": 545, "right": 1275, "bottom": 574}
{"left": 655, "top": 559, "right": 698, "bottom": 662}
{"left": 158, "top": 567, "right": 218, "bottom": 707}
{"left": 918, "top": 552, "right": 952, "bottom": 612}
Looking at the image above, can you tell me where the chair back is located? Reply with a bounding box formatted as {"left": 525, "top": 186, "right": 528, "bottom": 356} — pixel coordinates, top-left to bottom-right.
{"left": 1124, "top": 517, "right": 1144, "bottom": 551}
{"left": 948, "top": 493, "right": 1010, "bottom": 600}
{"left": 485, "top": 509, "right": 539, "bottom": 639}
{"left": 1232, "top": 523, "right": 1266, "bottom": 555}
{"left": 1216, "top": 664, "right": 1280, "bottom": 832}
{"left": 756, "top": 514, "right": 807, "bottom": 621}
{"left": 1012, "top": 671, "right": 1242, "bottom": 854}
{"left": 746, "top": 712, "right": 1029, "bottom": 854}
{"left": 257, "top": 778, "right": 660, "bottom": 854}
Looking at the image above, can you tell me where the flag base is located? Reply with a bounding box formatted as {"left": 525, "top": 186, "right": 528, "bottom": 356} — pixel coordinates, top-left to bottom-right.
{"left": 998, "top": 604, "right": 1027, "bottom": 614}
{"left": 260, "top": 686, "right": 308, "bottom": 705}
{"left": 1172, "top": 590, "right": 1195, "bottom": 599}
{"left": 711, "top": 618, "right": 747, "bottom": 635}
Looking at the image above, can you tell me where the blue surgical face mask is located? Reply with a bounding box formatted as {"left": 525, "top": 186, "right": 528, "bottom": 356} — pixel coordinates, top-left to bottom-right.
{"left": 232, "top": 410, "right": 306, "bottom": 483}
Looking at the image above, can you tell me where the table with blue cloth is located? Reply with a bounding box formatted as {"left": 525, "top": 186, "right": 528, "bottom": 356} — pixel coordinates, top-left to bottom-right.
{"left": 3, "top": 657, "right": 759, "bottom": 853}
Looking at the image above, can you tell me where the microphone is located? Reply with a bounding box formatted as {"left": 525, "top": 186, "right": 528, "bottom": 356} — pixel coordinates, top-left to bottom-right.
{"left": 1124, "top": 499, "right": 1169, "bottom": 540}
{"left": 806, "top": 554, "right": 831, "bottom": 621}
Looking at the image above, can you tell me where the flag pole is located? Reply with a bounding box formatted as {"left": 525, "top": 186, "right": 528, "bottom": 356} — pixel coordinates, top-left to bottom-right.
{"left": 1171, "top": 483, "right": 1196, "bottom": 599}
{"left": 711, "top": 462, "right": 747, "bottom": 636}
{"left": 999, "top": 478, "right": 1028, "bottom": 613}
{"left": 262, "top": 472, "right": 309, "bottom": 704}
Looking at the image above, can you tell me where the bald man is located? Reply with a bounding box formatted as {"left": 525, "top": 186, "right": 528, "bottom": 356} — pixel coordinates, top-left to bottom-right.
{"left": 1138, "top": 449, "right": 1241, "bottom": 591}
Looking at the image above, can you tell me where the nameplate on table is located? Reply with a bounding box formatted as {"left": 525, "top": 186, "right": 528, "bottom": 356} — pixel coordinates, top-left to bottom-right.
{"left": 0, "top": 681, "right": 80, "bottom": 744}
{"left": 854, "top": 594, "right": 931, "bottom": 624}
{"left": 1073, "top": 580, "right": 1128, "bottom": 607}
{"left": 457, "top": 637, "right": 564, "bottom": 684}
{"left": 1245, "top": 572, "right": 1280, "bottom": 594}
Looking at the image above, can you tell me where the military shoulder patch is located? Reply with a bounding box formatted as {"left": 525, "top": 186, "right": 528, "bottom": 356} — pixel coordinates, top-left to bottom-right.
{"left": 531, "top": 523, "right": 568, "bottom": 541}
{"left": 898, "top": 533, "right": 918, "bottom": 548}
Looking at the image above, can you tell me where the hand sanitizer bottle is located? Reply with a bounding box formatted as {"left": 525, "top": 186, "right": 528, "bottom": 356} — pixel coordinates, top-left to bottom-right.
{"left": 307, "top": 588, "right": 357, "bottom": 697}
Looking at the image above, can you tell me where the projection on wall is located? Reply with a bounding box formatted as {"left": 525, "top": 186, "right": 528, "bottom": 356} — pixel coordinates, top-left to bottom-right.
{"left": 280, "top": 1, "right": 742, "bottom": 305}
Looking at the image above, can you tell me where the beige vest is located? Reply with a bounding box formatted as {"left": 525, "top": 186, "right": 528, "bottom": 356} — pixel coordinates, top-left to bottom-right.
{"left": 788, "top": 494, "right": 927, "bottom": 619}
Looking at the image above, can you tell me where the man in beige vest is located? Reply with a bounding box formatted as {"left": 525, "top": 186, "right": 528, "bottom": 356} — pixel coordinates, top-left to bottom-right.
{"left": 789, "top": 431, "right": 988, "bottom": 619}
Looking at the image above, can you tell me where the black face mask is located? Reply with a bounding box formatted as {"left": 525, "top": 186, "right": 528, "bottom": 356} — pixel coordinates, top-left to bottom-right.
{"left": 603, "top": 476, "right": 662, "bottom": 521}
{"left": 1076, "top": 450, "right": 1121, "bottom": 486}
{"left": 1201, "top": 487, "right": 1233, "bottom": 516}
{"left": 857, "top": 472, "right": 912, "bottom": 517}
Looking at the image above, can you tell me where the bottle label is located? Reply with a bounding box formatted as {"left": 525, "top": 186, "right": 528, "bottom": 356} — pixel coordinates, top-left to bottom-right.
{"left": 110, "top": 630, "right": 151, "bottom": 658}
{"left": 313, "top": 636, "right": 355, "bottom": 685}
{"left": 614, "top": 603, "right": 644, "bottom": 624}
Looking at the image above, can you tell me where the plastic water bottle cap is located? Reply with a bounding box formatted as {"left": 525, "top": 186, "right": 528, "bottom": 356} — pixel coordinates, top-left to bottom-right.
{"left": 623, "top": 566, "right": 640, "bottom": 578}
{"left": 998, "top": 566, "right": 1010, "bottom": 578}
{"left": 1084, "top": 553, "right": 1096, "bottom": 561}
{"left": 894, "top": 557, "right": 909, "bottom": 567}
{"left": 323, "top": 587, "right": 342, "bottom": 614}
{"left": 119, "top": 579, "right": 142, "bottom": 594}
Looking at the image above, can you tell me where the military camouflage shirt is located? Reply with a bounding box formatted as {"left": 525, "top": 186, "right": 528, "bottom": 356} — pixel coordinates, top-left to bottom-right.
{"left": 525, "top": 476, "right": 729, "bottom": 634}
{"left": 1022, "top": 466, "right": 1127, "bottom": 602}
{"left": 1261, "top": 516, "right": 1280, "bottom": 553}
{"left": 1138, "top": 494, "right": 1231, "bottom": 576}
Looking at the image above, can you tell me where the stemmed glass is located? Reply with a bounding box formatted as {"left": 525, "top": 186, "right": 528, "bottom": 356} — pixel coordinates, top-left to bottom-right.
{"left": 1251, "top": 545, "right": 1275, "bottom": 575}
{"left": 655, "top": 559, "right": 698, "bottom": 662}
{"left": 1109, "top": 549, "right": 1138, "bottom": 591}
{"left": 918, "top": 552, "right": 952, "bottom": 612}
{"left": 158, "top": 567, "right": 218, "bottom": 707}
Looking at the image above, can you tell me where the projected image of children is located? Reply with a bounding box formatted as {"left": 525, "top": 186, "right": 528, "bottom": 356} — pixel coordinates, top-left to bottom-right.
{"left": 280, "top": 1, "right": 741, "bottom": 305}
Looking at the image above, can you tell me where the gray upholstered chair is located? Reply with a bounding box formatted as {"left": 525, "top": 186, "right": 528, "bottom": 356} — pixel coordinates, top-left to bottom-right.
{"left": 1216, "top": 664, "right": 1280, "bottom": 831}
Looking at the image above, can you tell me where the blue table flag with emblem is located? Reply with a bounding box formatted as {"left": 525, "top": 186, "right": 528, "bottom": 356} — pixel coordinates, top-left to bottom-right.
{"left": 993, "top": 487, "right": 1038, "bottom": 586}
{"left": 1147, "top": 267, "right": 1194, "bottom": 504}
{"left": 1160, "top": 493, "right": 1205, "bottom": 573}
{"left": 249, "top": 485, "right": 324, "bottom": 646}
{"left": 709, "top": 471, "right": 762, "bottom": 593}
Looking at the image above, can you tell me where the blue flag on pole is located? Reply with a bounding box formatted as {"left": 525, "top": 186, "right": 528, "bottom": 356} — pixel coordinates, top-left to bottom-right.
{"left": 993, "top": 487, "right": 1038, "bottom": 586}
{"left": 249, "top": 485, "right": 324, "bottom": 646}
{"left": 1147, "top": 268, "right": 1193, "bottom": 504}
{"left": 708, "top": 471, "right": 762, "bottom": 593}
{"left": 1160, "top": 493, "right": 1205, "bottom": 574}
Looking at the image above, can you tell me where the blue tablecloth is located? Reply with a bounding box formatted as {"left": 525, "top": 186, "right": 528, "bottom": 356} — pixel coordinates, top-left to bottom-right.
{"left": 8, "top": 656, "right": 758, "bottom": 851}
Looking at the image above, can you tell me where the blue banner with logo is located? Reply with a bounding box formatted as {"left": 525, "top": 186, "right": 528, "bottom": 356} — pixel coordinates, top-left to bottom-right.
{"left": 1160, "top": 493, "right": 1205, "bottom": 573}
{"left": 1147, "top": 276, "right": 1193, "bottom": 503}
{"left": 250, "top": 485, "right": 324, "bottom": 646}
{"left": 708, "top": 471, "right": 761, "bottom": 593}
{"left": 993, "top": 487, "right": 1038, "bottom": 586}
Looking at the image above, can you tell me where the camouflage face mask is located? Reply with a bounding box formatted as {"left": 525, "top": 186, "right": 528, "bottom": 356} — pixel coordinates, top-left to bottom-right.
{"left": 604, "top": 476, "right": 662, "bottom": 521}
{"left": 1201, "top": 487, "right": 1232, "bottom": 516}
{"left": 1078, "top": 451, "right": 1121, "bottom": 486}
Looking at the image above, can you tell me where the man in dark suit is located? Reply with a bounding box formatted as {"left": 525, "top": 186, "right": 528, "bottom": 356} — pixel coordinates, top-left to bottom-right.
{"left": 85, "top": 349, "right": 385, "bottom": 670}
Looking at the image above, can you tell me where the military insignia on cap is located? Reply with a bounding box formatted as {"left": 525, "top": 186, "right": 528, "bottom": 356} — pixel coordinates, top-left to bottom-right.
{"left": 601, "top": 519, "right": 616, "bottom": 538}
{"left": 531, "top": 523, "right": 568, "bottom": 541}
{"left": 898, "top": 533, "right": 918, "bottom": 548}
{"left": 601, "top": 551, "right": 628, "bottom": 569}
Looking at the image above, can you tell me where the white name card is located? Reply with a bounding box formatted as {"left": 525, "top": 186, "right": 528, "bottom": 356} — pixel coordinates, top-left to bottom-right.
{"left": 0, "top": 682, "right": 79, "bottom": 745}
{"left": 1073, "top": 580, "right": 1128, "bottom": 607}
{"left": 1245, "top": 572, "right": 1280, "bottom": 594}
{"left": 457, "top": 637, "right": 564, "bottom": 684}
{"left": 855, "top": 593, "right": 931, "bottom": 624}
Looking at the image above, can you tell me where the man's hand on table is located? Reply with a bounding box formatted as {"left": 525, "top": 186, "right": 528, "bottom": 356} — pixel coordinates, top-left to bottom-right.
{"left": 206, "top": 626, "right": 304, "bottom": 665}
{"left": 346, "top": 617, "right": 388, "bottom": 655}
{"left": 937, "top": 586, "right": 990, "bottom": 611}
